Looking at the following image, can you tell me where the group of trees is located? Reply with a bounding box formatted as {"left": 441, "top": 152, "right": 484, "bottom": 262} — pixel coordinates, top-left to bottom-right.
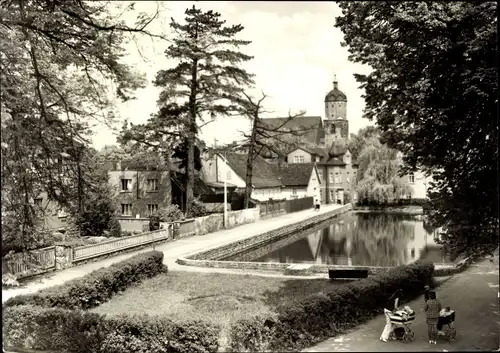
{"left": 336, "top": 1, "right": 498, "bottom": 256}
{"left": 1, "top": 1, "right": 165, "bottom": 252}
{"left": 1, "top": 2, "right": 302, "bottom": 252}
{"left": 118, "top": 6, "right": 307, "bottom": 213}
{"left": 7, "top": 1, "right": 493, "bottom": 260}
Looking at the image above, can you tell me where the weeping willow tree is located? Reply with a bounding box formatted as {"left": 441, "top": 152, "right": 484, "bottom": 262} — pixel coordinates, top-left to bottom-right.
{"left": 356, "top": 139, "right": 412, "bottom": 205}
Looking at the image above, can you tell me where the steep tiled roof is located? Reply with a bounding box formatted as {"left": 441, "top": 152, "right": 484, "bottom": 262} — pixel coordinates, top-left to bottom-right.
{"left": 325, "top": 87, "right": 347, "bottom": 102}
{"left": 224, "top": 152, "right": 282, "bottom": 188}
{"left": 259, "top": 116, "right": 324, "bottom": 145}
{"left": 281, "top": 163, "right": 316, "bottom": 187}
{"left": 329, "top": 144, "right": 348, "bottom": 157}
{"left": 320, "top": 156, "right": 346, "bottom": 166}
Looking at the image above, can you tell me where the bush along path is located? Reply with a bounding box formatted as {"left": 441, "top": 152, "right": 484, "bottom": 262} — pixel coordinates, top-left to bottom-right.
{"left": 303, "top": 253, "right": 500, "bottom": 352}
{"left": 3, "top": 258, "right": 434, "bottom": 353}
{"left": 3, "top": 251, "right": 220, "bottom": 353}
{"left": 227, "top": 261, "right": 435, "bottom": 352}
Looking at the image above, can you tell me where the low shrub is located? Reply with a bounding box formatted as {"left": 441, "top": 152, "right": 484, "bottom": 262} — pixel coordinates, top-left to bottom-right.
{"left": 4, "top": 251, "right": 166, "bottom": 310}
{"left": 229, "top": 261, "right": 434, "bottom": 352}
{"left": 187, "top": 199, "right": 209, "bottom": 218}
{"left": 3, "top": 305, "right": 220, "bottom": 353}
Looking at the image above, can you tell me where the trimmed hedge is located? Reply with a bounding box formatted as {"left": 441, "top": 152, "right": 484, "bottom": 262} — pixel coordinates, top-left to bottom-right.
{"left": 4, "top": 251, "right": 166, "bottom": 310}
{"left": 2, "top": 304, "right": 220, "bottom": 353}
{"left": 228, "top": 261, "right": 435, "bottom": 352}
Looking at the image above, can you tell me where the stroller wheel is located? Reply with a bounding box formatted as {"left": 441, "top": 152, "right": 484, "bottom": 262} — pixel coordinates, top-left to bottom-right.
{"left": 402, "top": 331, "right": 415, "bottom": 342}
{"left": 448, "top": 328, "right": 456, "bottom": 341}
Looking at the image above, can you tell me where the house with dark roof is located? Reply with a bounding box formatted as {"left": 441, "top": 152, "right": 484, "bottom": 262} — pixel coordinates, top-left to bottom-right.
{"left": 280, "top": 163, "right": 321, "bottom": 201}
{"left": 201, "top": 151, "right": 322, "bottom": 202}
{"left": 202, "top": 152, "right": 283, "bottom": 201}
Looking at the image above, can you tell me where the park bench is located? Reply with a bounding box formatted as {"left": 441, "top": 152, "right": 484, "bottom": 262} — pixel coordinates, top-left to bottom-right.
{"left": 329, "top": 268, "right": 369, "bottom": 280}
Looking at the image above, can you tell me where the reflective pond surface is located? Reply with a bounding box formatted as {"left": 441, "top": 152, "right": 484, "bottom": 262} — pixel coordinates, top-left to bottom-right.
{"left": 226, "top": 212, "right": 450, "bottom": 267}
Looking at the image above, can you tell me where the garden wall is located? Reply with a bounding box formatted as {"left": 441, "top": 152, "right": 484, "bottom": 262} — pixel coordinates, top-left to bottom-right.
{"left": 195, "top": 207, "right": 260, "bottom": 235}
{"left": 3, "top": 208, "right": 259, "bottom": 280}
{"left": 118, "top": 217, "right": 150, "bottom": 232}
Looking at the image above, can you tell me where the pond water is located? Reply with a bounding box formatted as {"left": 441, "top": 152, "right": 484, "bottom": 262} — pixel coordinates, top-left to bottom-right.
{"left": 225, "top": 212, "right": 451, "bottom": 267}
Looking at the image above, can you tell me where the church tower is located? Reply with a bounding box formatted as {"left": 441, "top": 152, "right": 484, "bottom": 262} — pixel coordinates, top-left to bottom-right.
{"left": 323, "top": 75, "right": 349, "bottom": 147}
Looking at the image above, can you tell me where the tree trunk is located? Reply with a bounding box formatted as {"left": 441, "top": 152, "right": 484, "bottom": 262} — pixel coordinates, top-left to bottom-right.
{"left": 185, "top": 136, "right": 195, "bottom": 216}
{"left": 244, "top": 111, "right": 259, "bottom": 209}
{"left": 186, "top": 58, "right": 199, "bottom": 216}
{"left": 162, "top": 146, "right": 173, "bottom": 207}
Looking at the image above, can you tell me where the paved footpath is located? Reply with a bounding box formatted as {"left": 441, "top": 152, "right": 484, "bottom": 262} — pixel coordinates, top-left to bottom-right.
{"left": 304, "top": 250, "right": 500, "bottom": 352}
{"left": 2, "top": 205, "right": 342, "bottom": 303}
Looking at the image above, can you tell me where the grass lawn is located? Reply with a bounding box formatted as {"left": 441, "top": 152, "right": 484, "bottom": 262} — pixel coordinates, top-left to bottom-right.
{"left": 91, "top": 271, "right": 349, "bottom": 348}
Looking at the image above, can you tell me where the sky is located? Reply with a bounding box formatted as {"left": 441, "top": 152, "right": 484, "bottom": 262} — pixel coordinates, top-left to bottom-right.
{"left": 92, "top": 1, "right": 373, "bottom": 150}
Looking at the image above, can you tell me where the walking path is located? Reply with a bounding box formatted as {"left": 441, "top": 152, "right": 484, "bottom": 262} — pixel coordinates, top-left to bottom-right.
{"left": 303, "top": 250, "right": 500, "bottom": 352}
{"left": 2, "top": 205, "right": 343, "bottom": 303}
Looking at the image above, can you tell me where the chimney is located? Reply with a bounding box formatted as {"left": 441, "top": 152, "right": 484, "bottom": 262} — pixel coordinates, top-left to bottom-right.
{"left": 333, "top": 74, "right": 338, "bottom": 90}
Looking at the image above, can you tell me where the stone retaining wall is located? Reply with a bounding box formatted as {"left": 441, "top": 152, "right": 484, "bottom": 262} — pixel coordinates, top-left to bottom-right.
{"left": 186, "top": 204, "right": 352, "bottom": 261}
{"left": 177, "top": 202, "right": 463, "bottom": 277}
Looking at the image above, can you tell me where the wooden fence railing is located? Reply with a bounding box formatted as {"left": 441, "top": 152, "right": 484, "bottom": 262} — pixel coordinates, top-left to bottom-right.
{"left": 73, "top": 229, "right": 170, "bottom": 262}
{"left": 259, "top": 199, "right": 287, "bottom": 216}
{"left": 2, "top": 246, "right": 56, "bottom": 279}
{"left": 258, "top": 197, "right": 314, "bottom": 216}
{"left": 286, "top": 196, "right": 314, "bottom": 213}
{"left": 4, "top": 215, "right": 235, "bottom": 278}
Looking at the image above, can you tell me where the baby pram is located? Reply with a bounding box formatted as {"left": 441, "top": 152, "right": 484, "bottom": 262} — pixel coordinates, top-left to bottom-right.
{"left": 437, "top": 309, "right": 456, "bottom": 342}
{"left": 389, "top": 306, "right": 416, "bottom": 342}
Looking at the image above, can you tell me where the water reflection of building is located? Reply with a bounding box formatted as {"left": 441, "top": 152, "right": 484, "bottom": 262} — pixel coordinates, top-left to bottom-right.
{"left": 403, "top": 221, "right": 445, "bottom": 263}
{"left": 250, "top": 212, "right": 448, "bottom": 266}
{"left": 316, "top": 213, "right": 428, "bottom": 267}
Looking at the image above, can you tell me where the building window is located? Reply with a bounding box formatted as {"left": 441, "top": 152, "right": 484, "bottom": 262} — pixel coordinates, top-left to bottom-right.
{"left": 226, "top": 171, "right": 231, "bottom": 180}
{"left": 346, "top": 172, "right": 350, "bottom": 183}
{"left": 329, "top": 172, "right": 334, "bottom": 183}
{"left": 316, "top": 156, "right": 321, "bottom": 162}
{"left": 148, "top": 204, "right": 158, "bottom": 214}
{"left": 121, "top": 179, "right": 132, "bottom": 191}
{"left": 335, "top": 173, "right": 341, "bottom": 184}
{"left": 329, "top": 189, "right": 335, "bottom": 202}
{"left": 147, "top": 179, "right": 158, "bottom": 192}
{"left": 317, "top": 169, "right": 323, "bottom": 182}
{"left": 293, "top": 155, "right": 305, "bottom": 163}
{"left": 292, "top": 188, "right": 297, "bottom": 195}
{"left": 409, "top": 173, "right": 415, "bottom": 184}
{"left": 121, "top": 204, "right": 132, "bottom": 216}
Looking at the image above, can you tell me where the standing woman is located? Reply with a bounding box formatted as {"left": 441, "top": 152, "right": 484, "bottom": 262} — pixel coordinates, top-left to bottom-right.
{"left": 425, "top": 290, "right": 442, "bottom": 344}
{"left": 380, "top": 289, "right": 403, "bottom": 342}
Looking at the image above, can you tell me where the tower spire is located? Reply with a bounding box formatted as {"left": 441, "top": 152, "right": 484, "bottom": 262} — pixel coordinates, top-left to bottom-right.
{"left": 333, "top": 74, "right": 338, "bottom": 90}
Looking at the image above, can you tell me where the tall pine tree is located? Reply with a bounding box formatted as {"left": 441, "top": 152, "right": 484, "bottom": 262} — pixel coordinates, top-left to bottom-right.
{"left": 152, "top": 5, "right": 254, "bottom": 214}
